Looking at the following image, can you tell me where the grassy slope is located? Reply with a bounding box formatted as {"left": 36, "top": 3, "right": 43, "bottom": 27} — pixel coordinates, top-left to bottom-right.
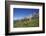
{"left": 13, "top": 12, "right": 39, "bottom": 27}
{"left": 13, "top": 18, "right": 39, "bottom": 27}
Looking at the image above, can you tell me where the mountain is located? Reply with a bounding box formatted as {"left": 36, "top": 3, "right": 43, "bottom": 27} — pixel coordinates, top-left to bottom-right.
{"left": 14, "top": 11, "right": 39, "bottom": 21}
{"left": 31, "top": 12, "right": 39, "bottom": 19}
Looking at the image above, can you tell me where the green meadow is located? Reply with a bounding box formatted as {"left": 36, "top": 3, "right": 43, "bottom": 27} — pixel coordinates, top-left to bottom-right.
{"left": 13, "top": 18, "right": 39, "bottom": 27}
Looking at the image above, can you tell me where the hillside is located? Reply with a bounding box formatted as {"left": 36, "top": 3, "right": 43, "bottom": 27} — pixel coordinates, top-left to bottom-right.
{"left": 13, "top": 12, "right": 39, "bottom": 27}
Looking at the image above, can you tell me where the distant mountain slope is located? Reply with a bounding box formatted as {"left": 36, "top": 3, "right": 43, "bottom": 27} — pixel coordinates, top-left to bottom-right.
{"left": 22, "top": 11, "right": 39, "bottom": 20}
{"left": 15, "top": 11, "right": 39, "bottom": 21}
{"left": 13, "top": 12, "right": 39, "bottom": 27}
{"left": 31, "top": 12, "right": 39, "bottom": 19}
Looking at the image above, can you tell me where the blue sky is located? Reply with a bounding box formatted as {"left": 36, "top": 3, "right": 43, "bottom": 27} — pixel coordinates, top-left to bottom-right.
{"left": 13, "top": 8, "right": 39, "bottom": 20}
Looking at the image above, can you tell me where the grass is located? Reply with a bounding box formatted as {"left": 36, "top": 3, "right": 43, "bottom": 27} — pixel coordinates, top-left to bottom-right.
{"left": 13, "top": 18, "right": 39, "bottom": 27}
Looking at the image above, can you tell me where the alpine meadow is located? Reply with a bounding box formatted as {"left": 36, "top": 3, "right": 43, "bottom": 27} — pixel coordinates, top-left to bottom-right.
{"left": 13, "top": 8, "right": 39, "bottom": 27}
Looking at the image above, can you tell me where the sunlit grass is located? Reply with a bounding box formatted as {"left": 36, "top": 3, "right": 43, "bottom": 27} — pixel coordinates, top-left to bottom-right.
{"left": 13, "top": 18, "right": 39, "bottom": 27}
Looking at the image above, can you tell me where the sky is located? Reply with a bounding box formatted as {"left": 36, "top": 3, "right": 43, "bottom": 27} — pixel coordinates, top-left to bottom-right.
{"left": 13, "top": 8, "right": 39, "bottom": 20}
